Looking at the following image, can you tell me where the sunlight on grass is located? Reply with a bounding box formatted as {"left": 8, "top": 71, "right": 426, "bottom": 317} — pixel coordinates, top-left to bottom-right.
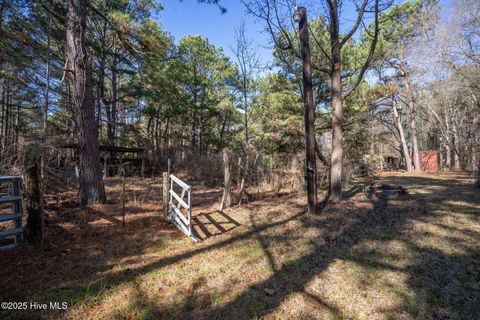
{"left": 3, "top": 173, "right": 479, "bottom": 320}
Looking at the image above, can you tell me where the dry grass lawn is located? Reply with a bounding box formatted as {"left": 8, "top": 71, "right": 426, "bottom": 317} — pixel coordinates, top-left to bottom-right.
{"left": 0, "top": 172, "right": 479, "bottom": 319}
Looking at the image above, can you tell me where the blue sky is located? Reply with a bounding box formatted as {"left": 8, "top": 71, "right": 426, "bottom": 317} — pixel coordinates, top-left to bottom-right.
{"left": 156, "top": 0, "right": 451, "bottom": 65}
{"left": 156, "top": 0, "right": 367, "bottom": 64}
{"left": 157, "top": 0, "right": 273, "bottom": 63}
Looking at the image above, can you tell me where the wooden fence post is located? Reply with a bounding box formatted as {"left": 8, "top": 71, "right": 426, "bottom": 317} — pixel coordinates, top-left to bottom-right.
{"left": 220, "top": 148, "right": 231, "bottom": 211}
{"left": 24, "top": 145, "right": 44, "bottom": 244}
{"left": 120, "top": 167, "right": 126, "bottom": 227}
{"left": 162, "top": 172, "right": 169, "bottom": 217}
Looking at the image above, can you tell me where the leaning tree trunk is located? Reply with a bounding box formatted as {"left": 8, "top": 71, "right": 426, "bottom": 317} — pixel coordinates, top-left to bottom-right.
{"left": 24, "top": 145, "right": 44, "bottom": 244}
{"left": 404, "top": 80, "right": 421, "bottom": 172}
{"left": 452, "top": 121, "right": 461, "bottom": 170}
{"left": 66, "top": 0, "right": 106, "bottom": 205}
{"left": 392, "top": 97, "right": 413, "bottom": 171}
{"left": 410, "top": 111, "right": 421, "bottom": 172}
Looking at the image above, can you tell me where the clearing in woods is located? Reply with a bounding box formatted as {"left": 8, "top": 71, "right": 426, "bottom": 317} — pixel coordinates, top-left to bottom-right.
{"left": 0, "top": 172, "right": 479, "bottom": 319}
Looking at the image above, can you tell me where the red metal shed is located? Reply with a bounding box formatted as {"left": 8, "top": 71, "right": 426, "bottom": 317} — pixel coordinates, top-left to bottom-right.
{"left": 420, "top": 151, "right": 438, "bottom": 172}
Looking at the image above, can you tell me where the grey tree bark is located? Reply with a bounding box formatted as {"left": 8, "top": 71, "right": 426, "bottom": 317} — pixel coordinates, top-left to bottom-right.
{"left": 392, "top": 97, "right": 413, "bottom": 171}
{"left": 452, "top": 121, "right": 461, "bottom": 170}
{"left": 220, "top": 148, "right": 232, "bottom": 211}
{"left": 328, "top": 0, "right": 343, "bottom": 202}
{"left": 444, "top": 113, "right": 451, "bottom": 169}
{"left": 404, "top": 79, "right": 421, "bottom": 171}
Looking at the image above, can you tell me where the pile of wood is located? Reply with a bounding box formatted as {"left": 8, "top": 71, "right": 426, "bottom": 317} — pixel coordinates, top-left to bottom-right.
{"left": 367, "top": 183, "right": 408, "bottom": 199}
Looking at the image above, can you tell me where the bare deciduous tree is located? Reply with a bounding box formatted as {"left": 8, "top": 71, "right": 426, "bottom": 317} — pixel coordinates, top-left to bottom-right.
{"left": 232, "top": 21, "right": 262, "bottom": 204}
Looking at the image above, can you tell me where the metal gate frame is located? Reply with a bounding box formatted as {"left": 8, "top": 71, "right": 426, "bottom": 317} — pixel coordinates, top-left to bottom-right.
{"left": 168, "top": 174, "right": 198, "bottom": 242}
{"left": 0, "top": 176, "right": 23, "bottom": 249}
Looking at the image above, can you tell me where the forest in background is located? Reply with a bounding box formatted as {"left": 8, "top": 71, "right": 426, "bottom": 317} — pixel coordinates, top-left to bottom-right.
{"left": 0, "top": 0, "right": 478, "bottom": 205}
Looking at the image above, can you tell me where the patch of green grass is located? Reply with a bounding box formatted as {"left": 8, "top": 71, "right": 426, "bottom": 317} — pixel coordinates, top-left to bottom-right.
{"left": 389, "top": 282, "right": 426, "bottom": 318}
{"left": 144, "top": 268, "right": 167, "bottom": 280}
{"left": 210, "top": 293, "right": 223, "bottom": 306}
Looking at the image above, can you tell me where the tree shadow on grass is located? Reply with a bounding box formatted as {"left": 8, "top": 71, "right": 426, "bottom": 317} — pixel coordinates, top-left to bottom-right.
{"left": 197, "top": 175, "right": 480, "bottom": 319}
{"left": 47, "top": 175, "right": 479, "bottom": 319}
{"left": 0, "top": 203, "right": 306, "bottom": 318}
{"left": 2, "top": 175, "right": 479, "bottom": 319}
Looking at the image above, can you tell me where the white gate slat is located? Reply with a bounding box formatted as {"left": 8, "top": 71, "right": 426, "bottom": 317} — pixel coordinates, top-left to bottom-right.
{"left": 178, "top": 188, "right": 186, "bottom": 208}
{"left": 170, "top": 212, "right": 192, "bottom": 237}
{"left": 167, "top": 174, "right": 198, "bottom": 242}
{"left": 170, "top": 190, "right": 189, "bottom": 209}
{"left": 169, "top": 203, "right": 190, "bottom": 226}
{"left": 170, "top": 174, "right": 190, "bottom": 190}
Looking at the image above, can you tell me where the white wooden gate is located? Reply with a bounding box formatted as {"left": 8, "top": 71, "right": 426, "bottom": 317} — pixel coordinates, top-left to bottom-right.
{"left": 168, "top": 174, "right": 198, "bottom": 242}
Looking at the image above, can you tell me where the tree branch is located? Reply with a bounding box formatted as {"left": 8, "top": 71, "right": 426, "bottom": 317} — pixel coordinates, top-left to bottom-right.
{"left": 340, "top": 0, "right": 369, "bottom": 48}
{"left": 343, "top": 0, "right": 380, "bottom": 98}
{"left": 39, "top": 2, "right": 66, "bottom": 26}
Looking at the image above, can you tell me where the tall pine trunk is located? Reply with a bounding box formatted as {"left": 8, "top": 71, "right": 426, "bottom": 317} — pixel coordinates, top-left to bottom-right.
{"left": 42, "top": 16, "right": 51, "bottom": 183}
{"left": 328, "top": 10, "right": 343, "bottom": 202}
{"left": 108, "top": 53, "right": 118, "bottom": 145}
{"left": 66, "top": 0, "right": 106, "bottom": 205}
